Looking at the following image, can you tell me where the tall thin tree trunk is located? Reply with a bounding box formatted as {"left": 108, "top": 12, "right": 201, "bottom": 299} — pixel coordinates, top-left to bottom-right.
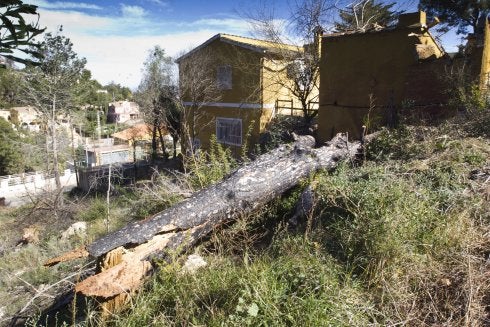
{"left": 173, "top": 136, "right": 178, "bottom": 158}
{"left": 158, "top": 126, "right": 168, "bottom": 159}
{"left": 45, "top": 130, "right": 50, "bottom": 174}
{"left": 70, "top": 118, "right": 79, "bottom": 186}
{"left": 151, "top": 120, "right": 158, "bottom": 161}
{"left": 52, "top": 95, "right": 61, "bottom": 190}
{"left": 106, "top": 161, "right": 112, "bottom": 233}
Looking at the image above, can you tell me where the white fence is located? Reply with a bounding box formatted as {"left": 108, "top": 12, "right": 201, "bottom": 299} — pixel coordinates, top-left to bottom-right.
{"left": 0, "top": 169, "right": 77, "bottom": 205}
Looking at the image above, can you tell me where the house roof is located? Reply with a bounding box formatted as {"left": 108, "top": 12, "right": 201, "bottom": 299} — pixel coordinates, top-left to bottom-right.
{"left": 112, "top": 123, "right": 153, "bottom": 141}
{"left": 322, "top": 11, "right": 445, "bottom": 56}
{"left": 10, "top": 106, "right": 40, "bottom": 115}
{"left": 175, "top": 33, "right": 301, "bottom": 63}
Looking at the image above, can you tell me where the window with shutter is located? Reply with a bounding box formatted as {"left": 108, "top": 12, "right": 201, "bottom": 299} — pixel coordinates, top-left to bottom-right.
{"left": 217, "top": 65, "right": 232, "bottom": 90}
{"left": 216, "top": 118, "right": 242, "bottom": 146}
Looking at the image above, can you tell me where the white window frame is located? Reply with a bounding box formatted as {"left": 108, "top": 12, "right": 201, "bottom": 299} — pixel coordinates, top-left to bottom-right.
{"left": 217, "top": 65, "right": 232, "bottom": 90}
{"left": 216, "top": 117, "right": 242, "bottom": 146}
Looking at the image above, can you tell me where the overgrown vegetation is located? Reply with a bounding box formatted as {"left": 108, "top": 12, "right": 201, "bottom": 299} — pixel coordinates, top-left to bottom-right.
{"left": 184, "top": 135, "right": 238, "bottom": 189}
{"left": 108, "top": 114, "right": 489, "bottom": 326}
{"left": 2, "top": 100, "right": 489, "bottom": 326}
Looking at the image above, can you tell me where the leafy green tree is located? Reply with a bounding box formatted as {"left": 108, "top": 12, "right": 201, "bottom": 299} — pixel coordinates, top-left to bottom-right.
{"left": 22, "top": 32, "right": 86, "bottom": 189}
{"left": 136, "top": 46, "right": 177, "bottom": 159}
{"left": 419, "top": 0, "right": 490, "bottom": 34}
{"left": 74, "top": 69, "right": 103, "bottom": 106}
{"left": 161, "top": 86, "right": 181, "bottom": 158}
{"left": 0, "top": 118, "right": 22, "bottom": 174}
{"left": 335, "top": 0, "right": 401, "bottom": 32}
{"left": 0, "top": 67, "right": 22, "bottom": 107}
{"left": 0, "top": 0, "right": 45, "bottom": 67}
{"left": 104, "top": 82, "right": 132, "bottom": 101}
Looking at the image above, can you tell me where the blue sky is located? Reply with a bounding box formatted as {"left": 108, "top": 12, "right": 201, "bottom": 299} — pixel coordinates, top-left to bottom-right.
{"left": 27, "top": 0, "right": 462, "bottom": 89}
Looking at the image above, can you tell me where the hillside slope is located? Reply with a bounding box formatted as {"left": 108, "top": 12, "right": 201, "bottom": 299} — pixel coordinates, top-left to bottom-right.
{"left": 111, "top": 116, "right": 490, "bottom": 326}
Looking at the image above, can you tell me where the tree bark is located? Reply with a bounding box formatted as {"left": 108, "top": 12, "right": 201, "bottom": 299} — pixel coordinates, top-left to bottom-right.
{"left": 46, "top": 133, "right": 365, "bottom": 302}
{"left": 151, "top": 118, "right": 158, "bottom": 160}
{"left": 158, "top": 125, "right": 168, "bottom": 159}
{"left": 51, "top": 94, "right": 61, "bottom": 190}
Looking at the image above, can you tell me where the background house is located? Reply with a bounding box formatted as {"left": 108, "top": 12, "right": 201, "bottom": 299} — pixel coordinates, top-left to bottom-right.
{"left": 112, "top": 123, "right": 153, "bottom": 145}
{"left": 83, "top": 144, "right": 132, "bottom": 167}
{"left": 0, "top": 109, "right": 11, "bottom": 122}
{"left": 176, "top": 33, "right": 317, "bottom": 153}
{"left": 317, "top": 11, "right": 490, "bottom": 142}
{"left": 10, "top": 106, "right": 41, "bottom": 132}
{"left": 107, "top": 100, "right": 141, "bottom": 124}
{"left": 112, "top": 123, "right": 157, "bottom": 160}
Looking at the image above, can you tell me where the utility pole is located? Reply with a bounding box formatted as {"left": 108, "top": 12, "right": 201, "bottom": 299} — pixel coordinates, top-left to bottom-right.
{"left": 85, "top": 137, "right": 89, "bottom": 167}
{"left": 96, "top": 110, "right": 102, "bottom": 141}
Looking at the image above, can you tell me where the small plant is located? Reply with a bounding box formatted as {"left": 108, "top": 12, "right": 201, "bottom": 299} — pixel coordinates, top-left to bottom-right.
{"left": 450, "top": 82, "right": 489, "bottom": 113}
{"left": 366, "top": 125, "right": 431, "bottom": 161}
{"left": 76, "top": 198, "right": 106, "bottom": 222}
{"left": 185, "top": 134, "right": 237, "bottom": 189}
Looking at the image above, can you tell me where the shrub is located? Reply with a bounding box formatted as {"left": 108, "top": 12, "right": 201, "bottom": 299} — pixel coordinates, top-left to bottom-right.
{"left": 76, "top": 198, "right": 107, "bottom": 222}
{"left": 313, "top": 156, "right": 488, "bottom": 325}
{"left": 184, "top": 135, "right": 237, "bottom": 189}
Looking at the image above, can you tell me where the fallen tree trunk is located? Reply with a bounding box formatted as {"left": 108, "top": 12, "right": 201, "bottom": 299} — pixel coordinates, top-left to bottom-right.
{"left": 46, "top": 133, "right": 365, "bottom": 308}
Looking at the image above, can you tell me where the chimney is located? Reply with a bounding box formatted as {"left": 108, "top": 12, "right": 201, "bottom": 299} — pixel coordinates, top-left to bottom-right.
{"left": 313, "top": 25, "right": 324, "bottom": 57}
{"left": 397, "top": 11, "right": 427, "bottom": 28}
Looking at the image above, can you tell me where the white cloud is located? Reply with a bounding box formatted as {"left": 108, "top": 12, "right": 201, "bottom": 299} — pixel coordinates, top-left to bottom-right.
{"left": 190, "top": 18, "right": 250, "bottom": 32}
{"left": 146, "top": 0, "right": 169, "bottom": 7}
{"left": 30, "top": 0, "right": 102, "bottom": 10}
{"left": 31, "top": 8, "right": 251, "bottom": 89}
{"left": 37, "top": 10, "right": 112, "bottom": 33}
{"left": 121, "top": 5, "right": 147, "bottom": 18}
{"left": 74, "top": 30, "right": 220, "bottom": 89}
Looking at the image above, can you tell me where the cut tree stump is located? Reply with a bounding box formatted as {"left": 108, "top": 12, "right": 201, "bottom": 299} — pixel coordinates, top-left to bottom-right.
{"left": 46, "top": 133, "right": 366, "bottom": 314}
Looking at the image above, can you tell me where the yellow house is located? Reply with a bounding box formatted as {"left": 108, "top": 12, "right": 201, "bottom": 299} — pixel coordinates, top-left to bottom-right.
{"left": 317, "top": 11, "right": 490, "bottom": 142}
{"left": 176, "top": 33, "right": 318, "bottom": 153}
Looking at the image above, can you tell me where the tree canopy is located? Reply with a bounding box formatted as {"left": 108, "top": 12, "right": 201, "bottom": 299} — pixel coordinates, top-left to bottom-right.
{"left": 136, "top": 46, "right": 179, "bottom": 159}
{"left": 0, "top": 117, "right": 22, "bottom": 175}
{"left": 419, "top": 0, "right": 490, "bottom": 34}
{"left": 0, "top": 67, "right": 22, "bottom": 107}
{"left": 0, "top": 0, "right": 45, "bottom": 67}
{"left": 24, "top": 32, "right": 87, "bottom": 116}
{"left": 22, "top": 32, "right": 86, "bottom": 188}
{"left": 104, "top": 82, "right": 132, "bottom": 102}
{"left": 335, "top": 0, "right": 402, "bottom": 32}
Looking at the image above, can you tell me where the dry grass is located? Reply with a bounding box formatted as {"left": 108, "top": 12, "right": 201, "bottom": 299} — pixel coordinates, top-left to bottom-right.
{"left": 110, "top": 119, "right": 490, "bottom": 327}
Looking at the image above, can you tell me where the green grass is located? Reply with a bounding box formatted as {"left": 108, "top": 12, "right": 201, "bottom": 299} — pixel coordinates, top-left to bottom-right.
{"left": 110, "top": 119, "right": 490, "bottom": 326}
{"left": 2, "top": 115, "right": 489, "bottom": 326}
{"left": 112, "top": 236, "right": 377, "bottom": 327}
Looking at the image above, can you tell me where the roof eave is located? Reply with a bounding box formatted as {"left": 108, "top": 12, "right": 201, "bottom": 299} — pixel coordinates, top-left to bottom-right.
{"left": 175, "top": 33, "right": 221, "bottom": 64}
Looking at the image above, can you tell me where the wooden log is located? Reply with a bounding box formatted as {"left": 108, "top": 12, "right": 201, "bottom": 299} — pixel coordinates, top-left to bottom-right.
{"left": 86, "top": 134, "right": 357, "bottom": 258}
{"left": 46, "top": 134, "right": 364, "bottom": 310}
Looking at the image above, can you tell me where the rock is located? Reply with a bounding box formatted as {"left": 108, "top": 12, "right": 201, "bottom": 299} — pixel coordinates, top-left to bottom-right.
{"left": 182, "top": 254, "right": 207, "bottom": 274}
{"left": 61, "top": 222, "right": 87, "bottom": 240}
{"left": 18, "top": 225, "right": 39, "bottom": 245}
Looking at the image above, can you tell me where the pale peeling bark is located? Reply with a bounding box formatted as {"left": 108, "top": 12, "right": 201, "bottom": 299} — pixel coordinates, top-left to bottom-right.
{"left": 46, "top": 133, "right": 364, "bottom": 301}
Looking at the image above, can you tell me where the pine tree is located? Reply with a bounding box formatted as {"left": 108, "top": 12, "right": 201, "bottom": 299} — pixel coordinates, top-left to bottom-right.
{"left": 0, "top": 0, "right": 45, "bottom": 66}
{"left": 419, "top": 0, "right": 490, "bottom": 34}
{"left": 335, "top": 0, "right": 401, "bottom": 32}
{"left": 23, "top": 32, "right": 86, "bottom": 190}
